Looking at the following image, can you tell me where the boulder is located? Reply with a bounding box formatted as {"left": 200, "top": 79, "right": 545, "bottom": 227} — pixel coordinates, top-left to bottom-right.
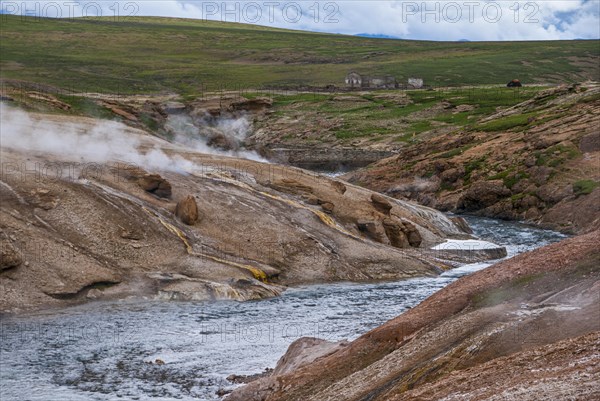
{"left": 433, "top": 160, "right": 450, "bottom": 173}
{"left": 451, "top": 216, "right": 473, "bottom": 234}
{"left": 175, "top": 195, "right": 199, "bottom": 225}
{"left": 524, "top": 156, "right": 536, "bottom": 168}
{"left": 207, "top": 132, "right": 239, "bottom": 151}
{"left": 510, "top": 178, "right": 532, "bottom": 194}
{"left": 1, "top": 234, "right": 22, "bottom": 271}
{"left": 273, "top": 337, "right": 348, "bottom": 376}
{"left": 579, "top": 132, "right": 600, "bottom": 153}
{"left": 513, "top": 194, "right": 540, "bottom": 212}
{"left": 224, "top": 337, "right": 347, "bottom": 401}
{"left": 484, "top": 199, "right": 518, "bottom": 220}
{"left": 536, "top": 184, "right": 573, "bottom": 205}
{"left": 226, "top": 369, "right": 273, "bottom": 385}
{"left": 524, "top": 207, "right": 542, "bottom": 220}
{"left": 371, "top": 193, "right": 393, "bottom": 215}
{"left": 458, "top": 181, "right": 510, "bottom": 212}
{"left": 528, "top": 166, "right": 554, "bottom": 186}
{"left": 440, "top": 167, "right": 464, "bottom": 184}
{"left": 402, "top": 220, "right": 423, "bottom": 247}
{"left": 356, "top": 219, "right": 386, "bottom": 243}
{"left": 320, "top": 202, "right": 335, "bottom": 214}
{"left": 138, "top": 174, "right": 172, "bottom": 198}
{"left": 29, "top": 188, "right": 59, "bottom": 210}
{"left": 331, "top": 181, "right": 347, "bottom": 195}
{"left": 382, "top": 218, "right": 410, "bottom": 248}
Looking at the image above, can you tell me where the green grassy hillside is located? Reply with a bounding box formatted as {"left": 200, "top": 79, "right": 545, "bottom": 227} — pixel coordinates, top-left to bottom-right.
{"left": 1, "top": 16, "right": 598, "bottom": 94}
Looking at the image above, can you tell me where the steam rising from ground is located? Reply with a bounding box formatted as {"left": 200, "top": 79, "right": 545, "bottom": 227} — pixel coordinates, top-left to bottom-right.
{"left": 0, "top": 104, "right": 266, "bottom": 173}
{"left": 164, "top": 113, "right": 266, "bottom": 162}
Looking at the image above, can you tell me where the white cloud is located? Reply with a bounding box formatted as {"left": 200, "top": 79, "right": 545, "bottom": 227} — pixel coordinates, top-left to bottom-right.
{"left": 3, "top": 0, "right": 598, "bottom": 40}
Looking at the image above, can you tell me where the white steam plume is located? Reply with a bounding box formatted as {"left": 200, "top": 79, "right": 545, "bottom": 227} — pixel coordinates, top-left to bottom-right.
{"left": 165, "top": 113, "right": 267, "bottom": 163}
{"left": 0, "top": 104, "right": 264, "bottom": 173}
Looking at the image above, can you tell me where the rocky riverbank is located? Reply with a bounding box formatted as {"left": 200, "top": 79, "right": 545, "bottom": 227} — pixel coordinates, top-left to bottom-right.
{"left": 0, "top": 106, "right": 476, "bottom": 313}
{"left": 226, "top": 229, "right": 600, "bottom": 401}
{"left": 345, "top": 84, "right": 600, "bottom": 234}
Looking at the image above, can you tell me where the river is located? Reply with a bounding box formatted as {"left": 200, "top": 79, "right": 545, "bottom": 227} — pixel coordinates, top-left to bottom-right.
{"left": 0, "top": 216, "right": 566, "bottom": 401}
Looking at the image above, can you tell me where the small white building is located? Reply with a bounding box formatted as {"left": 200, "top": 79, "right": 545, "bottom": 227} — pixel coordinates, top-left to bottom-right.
{"left": 408, "top": 78, "right": 424, "bottom": 89}
{"left": 345, "top": 72, "right": 397, "bottom": 89}
{"left": 345, "top": 72, "right": 363, "bottom": 88}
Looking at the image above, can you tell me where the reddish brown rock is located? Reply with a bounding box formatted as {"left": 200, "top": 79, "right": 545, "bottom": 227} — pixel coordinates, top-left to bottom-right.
{"left": 320, "top": 201, "right": 335, "bottom": 214}
{"left": 28, "top": 188, "right": 59, "bottom": 210}
{"left": 382, "top": 218, "right": 409, "bottom": 248}
{"left": 371, "top": 193, "right": 393, "bottom": 215}
{"left": 303, "top": 194, "right": 320, "bottom": 205}
{"left": 175, "top": 195, "right": 199, "bottom": 225}
{"left": 356, "top": 219, "right": 386, "bottom": 243}
{"left": 402, "top": 220, "right": 422, "bottom": 247}
{"left": 536, "top": 184, "right": 573, "bottom": 204}
{"left": 138, "top": 174, "right": 172, "bottom": 198}
{"left": 273, "top": 337, "right": 348, "bottom": 376}
{"left": 440, "top": 167, "right": 464, "bottom": 184}
{"left": 331, "top": 181, "right": 347, "bottom": 195}
{"left": 207, "top": 132, "right": 239, "bottom": 151}
{"left": 1, "top": 233, "right": 22, "bottom": 271}
{"left": 226, "top": 231, "right": 600, "bottom": 401}
{"left": 458, "top": 181, "right": 510, "bottom": 212}
{"left": 271, "top": 179, "right": 314, "bottom": 195}
{"left": 528, "top": 166, "right": 554, "bottom": 186}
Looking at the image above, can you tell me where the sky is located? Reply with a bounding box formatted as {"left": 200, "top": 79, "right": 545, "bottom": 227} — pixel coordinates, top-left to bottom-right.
{"left": 2, "top": 0, "right": 599, "bottom": 41}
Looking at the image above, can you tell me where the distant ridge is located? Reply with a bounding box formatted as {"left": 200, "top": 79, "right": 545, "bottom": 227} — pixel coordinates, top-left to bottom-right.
{"left": 356, "top": 33, "right": 401, "bottom": 40}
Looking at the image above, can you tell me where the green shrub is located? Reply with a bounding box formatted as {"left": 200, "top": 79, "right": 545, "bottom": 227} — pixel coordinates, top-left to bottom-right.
{"left": 439, "top": 182, "right": 455, "bottom": 192}
{"left": 439, "top": 145, "right": 473, "bottom": 159}
{"left": 463, "top": 157, "right": 486, "bottom": 183}
{"left": 489, "top": 170, "right": 512, "bottom": 180}
{"left": 573, "top": 180, "right": 599, "bottom": 196}
{"left": 476, "top": 112, "right": 538, "bottom": 132}
{"left": 511, "top": 193, "right": 526, "bottom": 202}
{"left": 503, "top": 171, "right": 529, "bottom": 189}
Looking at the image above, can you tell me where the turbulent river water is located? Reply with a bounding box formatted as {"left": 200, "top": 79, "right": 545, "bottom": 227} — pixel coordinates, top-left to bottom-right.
{"left": 0, "top": 216, "right": 566, "bottom": 401}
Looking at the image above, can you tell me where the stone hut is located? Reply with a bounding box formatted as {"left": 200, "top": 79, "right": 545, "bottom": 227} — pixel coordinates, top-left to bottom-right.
{"left": 345, "top": 72, "right": 363, "bottom": 88}
{"left": 345, "top": 72, "right": 397, "bottom": 89}
{"left": 407, "top": 78, "right": 424, "bottom": 89}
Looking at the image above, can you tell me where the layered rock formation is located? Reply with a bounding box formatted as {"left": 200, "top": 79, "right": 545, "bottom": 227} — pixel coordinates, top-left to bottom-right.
{"left": 0, "top": 110, "right": 468, "bottom": 312}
